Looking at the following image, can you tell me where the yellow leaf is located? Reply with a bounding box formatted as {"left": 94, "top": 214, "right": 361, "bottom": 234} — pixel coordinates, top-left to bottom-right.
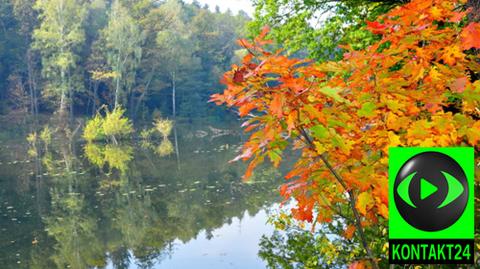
{"left": 356, "top": 192, "right": 374, "bottom": 216}
{"left": 313, "top": 141, "right": 326, "bottom": 155}
{"left": 388, "top": 131, "right": 401, "bottom": 147}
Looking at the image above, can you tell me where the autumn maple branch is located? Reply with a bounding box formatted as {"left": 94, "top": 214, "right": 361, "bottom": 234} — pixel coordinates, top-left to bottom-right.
{"left": 297, "top": 127, "right": 379, "bottom": 269}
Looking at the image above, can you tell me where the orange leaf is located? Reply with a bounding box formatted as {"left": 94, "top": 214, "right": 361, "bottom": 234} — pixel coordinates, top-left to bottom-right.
{"left": 270, "top": 94, "right": 285, "bottom": 118}
{"left": 258, "top": 25, "right": 270, "bottom": 40}
{"left": 286, "top": 111, "right": 297, "bottom": 134}
{"left": 449, "top": 11, "right": 467, "bottom": 23}
{"left": 344, "top": 224, "right": 356, "bottom": 239}
{"left": 349, "top": 261, "right": 366, "bottom": 269}
{"left": 461, "top": 22, "right": 480, "bottom": 50}
{"left": 243, "top": 160, "right": 257, "bottom": 181}
{"left": 239, "top": 102, "right": 256, "bottom": 116}
{"left": 441, "top": 45, "right": 463, "bottom": 66}
{"left": 377, "top": 203, "right": 389, "bottom": 219}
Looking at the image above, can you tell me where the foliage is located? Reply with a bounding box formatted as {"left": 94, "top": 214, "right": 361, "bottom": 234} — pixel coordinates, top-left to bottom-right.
{"left": 84, "top": 143, "right": 133, "bottom": 173}
{"left": 155, "top": 138, "right": 174, "bottom": 157}
{"left": 102, "top": 107, "right": 133, "bottom": 140}
{"left": 83, "top": 114, "right": 105, "bottom": 142}
{"left": 140, "top": 127, "right": 155, "bottom": 140}
{"left": 259, "top": 230, "right": 334, "bottom": 269}
{"left": 84, "top": 143, "right": 105, "bottom": 167}
{"left": 102, "top": 0, "right": 144, "bottom": 108}
{"left": 27, "top": 131, "right": 37, "bottom": 144}
{"left": 212, "top": 0, "right": 480, "bottom": 266}
{"left": 0, "top": 0, "right": 248, "bottom": 120}
{"left": 32, "top": 0, "right": 87, "bottom": 116}
{"left": 104, "top": 144, "right": 133, "bottom": 173}
{"left": 154, "top": 118, "right": 173, "bottom": 138}
{"left": 83, "top": 107, "right": 133, "bottom": 142}
{"left": 139, "top": 127, "right": 155, "bottom": 149}
{"left": 249, "top": 0, "right": 402, "bottom": 60}
{"left": 40, "top": 125, "right": 52, "bottom": 145}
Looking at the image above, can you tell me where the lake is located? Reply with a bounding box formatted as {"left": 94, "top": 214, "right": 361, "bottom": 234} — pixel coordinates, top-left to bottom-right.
{"left": 0, "top": 121, "right": 283, "bottom": 269}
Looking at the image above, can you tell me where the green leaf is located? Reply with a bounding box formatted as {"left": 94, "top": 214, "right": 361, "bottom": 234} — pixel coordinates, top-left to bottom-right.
{"left": 357, "top": 102, "right": 377, "bottom": 117}
{"left": 319, "top": 86, "right": 349, "bottom": 103}
{"left": 310, "top": 124, "right": 329, "bottom": 139}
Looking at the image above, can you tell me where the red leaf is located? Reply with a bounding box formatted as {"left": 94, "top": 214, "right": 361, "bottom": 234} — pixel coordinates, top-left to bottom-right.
{"left": 366, "top": 21, "right": 387, "bottom": 34}
{"left": 233, "top": 68, "right": 247, "bottom": 84}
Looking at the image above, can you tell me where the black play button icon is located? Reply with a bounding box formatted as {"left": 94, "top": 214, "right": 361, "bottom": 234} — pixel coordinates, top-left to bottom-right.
{"left": 394, "top": 151, "right": 468, "bottom": 231}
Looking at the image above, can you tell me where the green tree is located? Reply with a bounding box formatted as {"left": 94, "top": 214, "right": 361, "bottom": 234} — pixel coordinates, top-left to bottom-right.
{"left": 103, "top": 0, "right": 144, "bottom": 109}
{"left": 32, "top": 0, "right": 87, "bottom": 119}
{"left": 156, "top": 0, "right": 199, "bottom": 118}
{"left": 249, "top": 0, "right": 403, "bottom": 60}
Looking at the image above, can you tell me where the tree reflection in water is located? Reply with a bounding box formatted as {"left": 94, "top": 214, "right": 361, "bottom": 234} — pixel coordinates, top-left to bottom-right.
{"left": 0, "top": 124, "right": 281, "bottom": 268}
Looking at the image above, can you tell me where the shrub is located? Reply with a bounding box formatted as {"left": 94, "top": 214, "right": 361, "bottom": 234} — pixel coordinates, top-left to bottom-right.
{"left": 84, "top": 143, "right": 105, "bottom": 167}
{"left": 104, "top": 145, "right": 133, "bottom": 173}
{"left": 83, "top": 114, "right": 105, "bottom": 142}
{"left": 83, "top": 107, "right": 133, "bottom": 142}
{"left": 154, "top": 118, "right": 173, "bottom": 138}
{"left": 155, "top": 139, "right": 173, "bottom": 157}
{"left": 103, "top": 107, "right": 133, "bottom": 139}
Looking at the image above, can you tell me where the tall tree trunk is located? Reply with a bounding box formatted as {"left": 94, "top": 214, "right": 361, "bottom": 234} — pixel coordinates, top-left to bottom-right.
{"left": 69, "top": 85, "right": 74, "bottom": 124}
{"left": 59, "top": 69, "right": 68, "bottom": 122}
{"left": 173, "top": 123, "right": 180, "bottom": 170}
{"left": 114, "top": 54, "right": 121, "bottom": 109}
{"left": 171, "top": 71, "right": 179, "bottom": 169}
{"left": 115, "top": 76, "right": 121, "bottom": 109}
{"left": 27, "top": 50, "right": 38, "bottom": 118}
{"left": 68, "top": 68, "right": 73, "bottom": 124}
{"left": 171, "top": 71, "right": 176, "bottom": 118}
{"left": 92, "top": 82, "right": 99, "bottom": 115}
{"left": 28, "top": 75, "right": 34, "bottom": 116}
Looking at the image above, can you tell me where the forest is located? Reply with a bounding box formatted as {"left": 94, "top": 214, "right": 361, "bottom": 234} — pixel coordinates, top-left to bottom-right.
{"left": 0, "top": 0, "right": 248, "bottom": 123}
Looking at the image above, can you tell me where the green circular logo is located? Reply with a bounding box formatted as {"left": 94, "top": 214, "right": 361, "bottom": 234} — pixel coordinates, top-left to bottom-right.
{"left": 394, "top": 151, "right": 468, "bottom": 231}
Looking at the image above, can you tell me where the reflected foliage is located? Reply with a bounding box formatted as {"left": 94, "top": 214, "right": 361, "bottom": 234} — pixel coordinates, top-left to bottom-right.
{"left": 0, "top": 123, "right": 281, "bottom": 268}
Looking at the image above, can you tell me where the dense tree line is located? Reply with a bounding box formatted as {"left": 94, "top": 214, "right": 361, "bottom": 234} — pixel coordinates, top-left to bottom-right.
{"left": 0, "top": 0, "right": 249, "bottom": 122}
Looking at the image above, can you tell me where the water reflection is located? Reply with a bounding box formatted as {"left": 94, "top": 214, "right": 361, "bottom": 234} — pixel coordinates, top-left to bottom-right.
{"left": 0, "top": 124, "right": 281, "bottom": 268}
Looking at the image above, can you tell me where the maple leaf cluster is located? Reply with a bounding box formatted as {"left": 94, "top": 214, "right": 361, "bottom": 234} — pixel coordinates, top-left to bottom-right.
{"left": 211, "top": 0, "right": 480, "bottom": 246}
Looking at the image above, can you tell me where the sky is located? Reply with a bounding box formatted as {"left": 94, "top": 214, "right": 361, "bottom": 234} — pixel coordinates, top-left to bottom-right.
{"left": 184, "top": 0, "right": 254, "bottom": 16}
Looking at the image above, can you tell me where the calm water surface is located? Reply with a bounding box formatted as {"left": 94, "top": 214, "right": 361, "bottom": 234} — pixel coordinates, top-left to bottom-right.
{"left": 0, "top": 122, "right": 282, "bottom": 269}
